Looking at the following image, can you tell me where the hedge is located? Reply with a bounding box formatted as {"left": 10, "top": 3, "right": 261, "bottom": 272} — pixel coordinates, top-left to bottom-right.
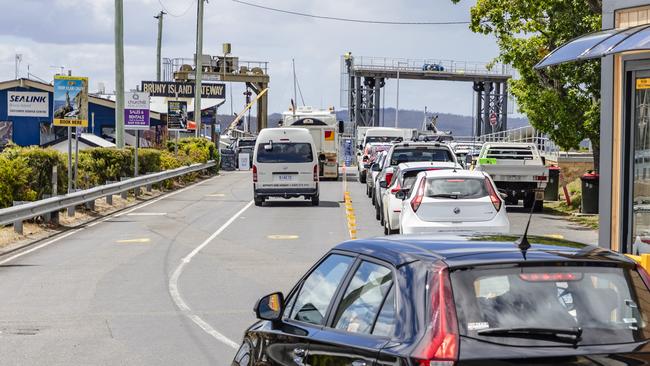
{"left": 0, "top": 138, "right": 219, "bottom": 208}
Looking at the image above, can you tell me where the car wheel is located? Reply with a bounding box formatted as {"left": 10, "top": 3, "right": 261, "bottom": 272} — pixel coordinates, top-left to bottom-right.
{"left": 254, "top": 195, "right": 264, "bottom": 207}
{"left": 533, "top": 199, "right": 544, "bottom": 213}
{"left": 359, "top": 171, "right": 366, "bottom": 184}
{"left": 383, "top": 220, "right": 389, "bottom": 235}
{"left": 380, "top": 208, "right": 385, "bottom": 226}
{"left": 311, "top": 194, "right": 320, "bottom": 206}
{"left": 366, "top": 185, "right": 371, "bottom": 197}
{"left": 523, "top": 193, "right": 534, "bottom": 209}
{"left": 375, "top": 202, "right": 381, "bottom": 220}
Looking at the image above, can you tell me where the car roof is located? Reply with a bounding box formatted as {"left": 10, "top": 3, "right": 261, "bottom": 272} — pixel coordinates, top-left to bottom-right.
{"left": 334, "top": 234, "right": 632, "bottom": 268}
{"left": 420, "top": 169, "right": 484, "bottom": 178}
{"left": 392, "top": 142, "right": 449, "bottom": 148}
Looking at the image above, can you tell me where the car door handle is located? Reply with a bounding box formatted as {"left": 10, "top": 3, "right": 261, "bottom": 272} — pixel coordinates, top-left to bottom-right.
{"left": 352, "top": 361, "right": 367, "bottom": 366}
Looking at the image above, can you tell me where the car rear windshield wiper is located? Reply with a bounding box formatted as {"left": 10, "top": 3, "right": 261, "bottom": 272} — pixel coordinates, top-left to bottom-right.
{"left": 429, "top": 193, "right": 460, "bottom": 199}
{"left": 477, "top": 327, "right": 582, "bottom": 345}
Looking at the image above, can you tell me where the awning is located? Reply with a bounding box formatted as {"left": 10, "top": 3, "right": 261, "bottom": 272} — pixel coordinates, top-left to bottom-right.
{"left": 535, "top": 24, "right": 650, "bottom": 69}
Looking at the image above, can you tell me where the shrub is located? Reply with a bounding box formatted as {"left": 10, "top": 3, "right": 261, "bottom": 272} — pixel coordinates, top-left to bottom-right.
{"left": 1, "top": 146, "right": 67, "bottom": 198}
{"left": 0, "top": 155, "right": 36, "bottom": 207}
{"left": 80, "top": 148, "right": 133, "bottom": 184}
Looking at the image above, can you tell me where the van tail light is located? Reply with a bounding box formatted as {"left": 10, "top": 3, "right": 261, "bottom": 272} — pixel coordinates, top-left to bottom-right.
{"left": 385, "top": 171, "right": 394, "bottom": 186}
{"left": 313, "top": 165, "right": 318, "bottom": 182}
{"left": 484, "top": 177, "right": 501, "bottom": 212}
{"left": 253, "top": 165, "right": 258, "bottom": 182}
{"left": 412, "top": 263, "right": 459, "bottom": 366}
{"left": 535, "top": 175, "right": 548, "bottom": 181}
{"left": 391, "top": 183, "right": 402, "bottom": 194}
{"left": 411, "top": 178, "right": 426, "bottom": 213}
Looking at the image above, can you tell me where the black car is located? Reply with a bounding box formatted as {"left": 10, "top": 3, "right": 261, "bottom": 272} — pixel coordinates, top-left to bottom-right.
{"left": 233, "top": 235, "right": 650, "bottom": 365}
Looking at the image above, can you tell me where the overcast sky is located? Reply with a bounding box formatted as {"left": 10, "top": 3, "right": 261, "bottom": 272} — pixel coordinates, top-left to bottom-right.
{"left": 0, "top": 0, "right": 502, "bottom": 116}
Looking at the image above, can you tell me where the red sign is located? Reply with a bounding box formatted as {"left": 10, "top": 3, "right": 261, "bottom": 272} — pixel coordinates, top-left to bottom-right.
{"left": 489, "top": 113, "right": 498, "bottom": 126}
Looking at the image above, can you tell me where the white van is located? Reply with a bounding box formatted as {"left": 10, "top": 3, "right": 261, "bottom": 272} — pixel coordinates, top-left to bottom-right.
{"left": 253, "top": 128, "right": 319, "bottom": 206}
{"left": 357, "top": 127, "right": 416, "bottom": 183}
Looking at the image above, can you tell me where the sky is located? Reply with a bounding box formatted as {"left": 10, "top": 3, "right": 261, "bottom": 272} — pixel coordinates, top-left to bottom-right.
{"left": 0, "top": 0, "right": 503, "bottom": 116}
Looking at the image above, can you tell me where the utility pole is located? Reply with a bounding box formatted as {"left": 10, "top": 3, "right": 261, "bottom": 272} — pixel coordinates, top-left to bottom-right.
{"left": 115, "top": 0, "right": 125, "bottom": 148}
{"left": 395, "top": 70, "right": 400, "bottom": 128}
{"left": 193, "top": 0, "right": 205, "bottom": 138}
{"left": 154, "top": 11, "right": 165, "bottom": 82}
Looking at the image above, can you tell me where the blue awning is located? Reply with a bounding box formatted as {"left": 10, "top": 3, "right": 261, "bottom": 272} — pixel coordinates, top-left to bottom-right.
{"left": 535, "top": 24, "right": 650, "bottom": 69}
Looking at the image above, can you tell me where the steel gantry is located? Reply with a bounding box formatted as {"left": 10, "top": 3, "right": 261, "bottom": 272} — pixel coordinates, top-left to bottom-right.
{"left": 341, "top": 53, "right": 512, "bottom": 135}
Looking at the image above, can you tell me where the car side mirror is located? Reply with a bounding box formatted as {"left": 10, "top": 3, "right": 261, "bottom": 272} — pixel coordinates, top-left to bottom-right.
{"left": 254, "top": 292, "right": 284, "bottom": 322}
{"left": 338, "top": 120, "right": 345, "bottom": 134}
{"left": 498, "top": 189, "right": 508, "bottom": 200}
{"left": 371, "top": 163, "right": 381, "bottom": 172}
{"left": 395, "top": 190, "right": 408, "bottom": 200}
{"left": 379, "top": 180, "right": 388, "bottom": 189}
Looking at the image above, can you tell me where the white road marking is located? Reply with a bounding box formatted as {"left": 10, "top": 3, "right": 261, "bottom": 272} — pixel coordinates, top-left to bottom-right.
{"left": 168, "top": 200, "right": 253, "bottom": 350}
{"left": 0, "top": 176, "right": 217, "bottom": 264}
{"left": 116, "top": 238, "right": 151, "bottom": 244}
{"left": 126, "top": 212, "right": 167, "bottom": 216}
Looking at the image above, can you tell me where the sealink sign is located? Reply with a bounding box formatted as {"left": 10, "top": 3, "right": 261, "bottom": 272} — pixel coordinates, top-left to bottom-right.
{"left": 8, "top": 92, "right": 49, "bottom": 117}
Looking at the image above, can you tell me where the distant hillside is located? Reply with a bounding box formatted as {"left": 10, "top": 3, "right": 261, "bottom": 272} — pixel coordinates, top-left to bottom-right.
{"left": 216, "top": 108, "right": 529, "bottom": 135}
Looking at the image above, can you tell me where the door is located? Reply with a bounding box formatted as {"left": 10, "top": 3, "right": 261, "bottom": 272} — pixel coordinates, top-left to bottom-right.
{"left": 305, "top": 260, "right": 396, "bottom": 366}
{"left": 245, "top": 253, "right": 356, "bottom": 365}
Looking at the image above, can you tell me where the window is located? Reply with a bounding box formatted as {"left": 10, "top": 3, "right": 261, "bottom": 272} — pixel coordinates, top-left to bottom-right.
{"left": 333, "top": 261, "right": 393, "bottom": 335}
{"left": 426, "top": 177, "right": 488, "bottom": 199}
{"left": 485, "top": 147, "right": 534, "bottom": 160}
{"left": 256, "top": 142, "right": 313, "bottom": 163}
{"left": 390, "top": 148, "right": 454, "bottom": 165}
{"left": 616, "top": 6, "right": 650, "bottom": 29}
{"left": 451, "top": 265, "right": 650, "bottom": 346}
{"left": 372, "top": 285, "right": 396, "bottom": 337}
{"left": 290, "top": 254, "right": 354, "bottom": 325}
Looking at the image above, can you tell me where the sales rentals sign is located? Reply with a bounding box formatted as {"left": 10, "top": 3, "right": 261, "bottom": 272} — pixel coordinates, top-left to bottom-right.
{"left": 124, "top": 92, "right": 150, "bottom": 130}
{"left": 8, "top": 92, "right": 49, "bottom": 117}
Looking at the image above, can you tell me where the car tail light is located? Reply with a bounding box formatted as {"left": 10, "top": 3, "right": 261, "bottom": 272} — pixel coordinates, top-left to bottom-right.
{"left": 412, "top": 263, "right": 459, "bottom": 366}
{"left": 411, "top": 178, "right": 426, "bottom": 213}
{"left": 484, "top": 177, "right": 501, "bottom": 212}
{"left": 636, "top": 263, "right": 650, "bottom": 289}
{"left": 385, "top": 171, "right": 394, "bottom": 186}
{"left": 313, "top": 165, "right": 318, "bottom": 182}
{"left": 391, "top": 182, "right": 402, "bottom": 194}
{"left": 535, "top": 175, "right": 548, "bottom": 181}
{"left": 519, "top": 273, "right": 583, "bottom": 282}
{"left": 252, "top": 165, "right": 258, "bottom": 182}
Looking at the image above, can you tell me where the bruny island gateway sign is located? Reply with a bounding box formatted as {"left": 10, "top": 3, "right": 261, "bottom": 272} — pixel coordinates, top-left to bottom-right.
{"left": 140, "top": 81, "right": 226, "bottom": 99}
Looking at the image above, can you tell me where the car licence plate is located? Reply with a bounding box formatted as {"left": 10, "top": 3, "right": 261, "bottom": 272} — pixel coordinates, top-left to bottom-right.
{"left": 277, "top": 175, "right": 295, "bottom": 181}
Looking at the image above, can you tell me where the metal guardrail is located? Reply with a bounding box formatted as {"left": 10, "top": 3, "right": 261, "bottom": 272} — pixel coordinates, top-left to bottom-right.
{"left": 352, "top": 56, "right": 512, "bottom": 77}
{"left": 0, "top": 161, "right": 216, "bottom": 227}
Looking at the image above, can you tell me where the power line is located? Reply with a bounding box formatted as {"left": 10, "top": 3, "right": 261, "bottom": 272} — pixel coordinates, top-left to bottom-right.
{"left": 231, "top": 0, "right": 471, "bottom": 25}
{"left": 158, "top": 0, "right": 196, "bottom": 17}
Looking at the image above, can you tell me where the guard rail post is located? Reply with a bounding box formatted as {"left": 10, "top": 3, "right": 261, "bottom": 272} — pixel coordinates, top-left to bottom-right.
{"left": 146, "top": 184, "right": 152, "bottom": 193}
{"left": 120, "top": 177, "right": 128, "bottom": 199}
{"left": 105, "top": 180, "right": 116, "bottom": 204}
{"left": 12, "top": 201, "right": 27, "bottom": 235}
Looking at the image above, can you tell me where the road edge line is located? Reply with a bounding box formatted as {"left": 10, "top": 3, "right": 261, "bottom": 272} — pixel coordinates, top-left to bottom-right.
{"left": 168, "top": 200, "right": 254, "bottom": 350}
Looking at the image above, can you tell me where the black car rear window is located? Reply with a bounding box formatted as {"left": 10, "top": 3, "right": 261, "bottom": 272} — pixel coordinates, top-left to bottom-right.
{"left": 451, "top": 265, "right": 650, "bottom": 346}
{"left": 256, "top": 143, "right": 313, "bottom": 163}
{"left": 390, "top": 147, "right": 453, "bottom": 165}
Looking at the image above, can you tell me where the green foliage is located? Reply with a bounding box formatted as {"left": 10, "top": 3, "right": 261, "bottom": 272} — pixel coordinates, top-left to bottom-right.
{"left": 452, "top": 0, "right": 602, "bottom": 156}
{"left": 0, "top": 155, "right": 36, "bottom": 207}
{"left": 80, "top": 148, "right": 133, "bottom": 184}
{"left": 1, "top": 146, "right": 68, "bottom": 197}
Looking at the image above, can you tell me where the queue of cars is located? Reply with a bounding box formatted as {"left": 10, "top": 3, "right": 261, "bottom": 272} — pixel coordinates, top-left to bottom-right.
{"left": 237, "top": 126, "right": 650, "bottom": 365}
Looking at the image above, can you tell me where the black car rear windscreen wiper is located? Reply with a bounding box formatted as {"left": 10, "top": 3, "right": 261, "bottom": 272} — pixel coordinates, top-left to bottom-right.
{"left": 477, "top": 327, "right": 582, "bottom": 345}
{"left": 429, "top": 193, "right": 459, "bottom": 199}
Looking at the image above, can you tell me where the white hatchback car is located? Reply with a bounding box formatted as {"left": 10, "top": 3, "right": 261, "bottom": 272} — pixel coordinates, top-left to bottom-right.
{"left": 398, "top": 170, "right": 510, "bottom": 234}
{"left": 381, "top": 162, "right": 462, "bottom": 235}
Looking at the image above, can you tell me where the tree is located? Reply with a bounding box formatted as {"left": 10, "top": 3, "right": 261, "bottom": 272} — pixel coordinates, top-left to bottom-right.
{"left": 453, "top": 0, "right": 602, "bottom": 170}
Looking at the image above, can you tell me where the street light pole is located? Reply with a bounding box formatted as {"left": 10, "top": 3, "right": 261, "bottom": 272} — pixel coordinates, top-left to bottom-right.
{"left": 155, "top": 11, "right": 165, "bottom": 82}
{"left": 193, "top": 0, "right": 205, "bottom": 138}
{"left": 115, "top": 0, "right": 125, "bottom": 148}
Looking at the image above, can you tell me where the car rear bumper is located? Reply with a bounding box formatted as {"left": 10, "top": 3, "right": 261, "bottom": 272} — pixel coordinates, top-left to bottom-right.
{"left": 254, "top": 186, "right": 318, "bottom": 198}
{"left": 401, "top": 210, "right": 510, "bottom": 235}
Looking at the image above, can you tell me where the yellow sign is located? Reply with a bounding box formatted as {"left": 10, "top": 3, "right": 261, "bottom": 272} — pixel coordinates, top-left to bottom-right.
{"left": 53, "top": 76, "right": 89, "bottom": 127}
{"left": 637, "top": 78, "right": 650, "bottom": 89}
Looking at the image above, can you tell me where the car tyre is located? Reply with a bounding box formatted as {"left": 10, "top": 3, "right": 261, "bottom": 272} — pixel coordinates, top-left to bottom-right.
{"left": 380, "top": 208, "right": 385, "bottom": 226}
{"left": 375, "top": 202, "right": 381, "bottom": 220}
{"left": 254, "top": 194, "right": 264, "bottom": 207}
{"left": 311, "top": 194, "right": 320, "bottom": 206}
{"left": 533, "top": 199, "right": 544, "bottom": 213}
{"left": 359, "top": 171, "right": 366, "bottom": 184}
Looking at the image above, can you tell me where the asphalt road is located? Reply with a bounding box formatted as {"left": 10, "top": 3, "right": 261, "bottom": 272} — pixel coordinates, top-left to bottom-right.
{"left": 0, "top": 171, "right": 598, "bottom": 365}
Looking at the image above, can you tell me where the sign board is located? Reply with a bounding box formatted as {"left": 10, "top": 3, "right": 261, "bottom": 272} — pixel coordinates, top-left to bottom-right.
{"left": 238, "top": 153, "right": 250, "bottom": 170}
{"left": 141, "top": 81, "right": 226, "bottom": 99}
{"left": 478, "top": 158, "right": 497, "bottom": 165}
{"left": 124, "top": 92, "right": 150, "bottom": 130}
{"left": 638, "top": 78, "right": 650, "bottom": 89}
{"left": 489, "top": 113, "right": 498, "bottom": 126}
{"left": 53, "top": 76, "right": 88, "bottom": 127}
{"left": 167, "top": 100, "right": 188, "bottom": 130}
{"left": 344, "top": 138, "right": 353, "bottom": 166}
{"left": 8, "top": 92, "right": 49, "bottom": 117}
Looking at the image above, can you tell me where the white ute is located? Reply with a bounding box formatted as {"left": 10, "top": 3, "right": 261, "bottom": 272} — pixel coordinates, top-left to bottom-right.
{"left": 253, "top": 128, "right": 319, "bottom": 206}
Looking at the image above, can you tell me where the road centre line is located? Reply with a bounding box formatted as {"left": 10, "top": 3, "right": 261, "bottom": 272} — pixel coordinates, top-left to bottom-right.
{"left": 126, "top": 212, "right": 167, "bottom": 216}
{"left": 168, "top": 200, "right": 254, "bottom": 350}
{"left": 0, "top": 176, "right": 217, "bottom": 265}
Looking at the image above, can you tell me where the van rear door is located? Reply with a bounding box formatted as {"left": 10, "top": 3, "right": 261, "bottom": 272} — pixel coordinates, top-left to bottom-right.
{"left": 256, "top": 141, "right": 316, "bottom": 190}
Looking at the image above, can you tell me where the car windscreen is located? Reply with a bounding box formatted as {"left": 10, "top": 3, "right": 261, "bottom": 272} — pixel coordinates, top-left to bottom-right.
{"left": 366, "top": 136, "right": 403, "bottom": 144}
{"left": 390, "top": 147, "right": 453, "bottom": 165}
{"left": 485, "top": 147, "right": 534, "bottom": 160}
{"left": 451, "top": 265, "right": 650, "bottom": 346}
{"left": 238, "top": 139, "right": 256, "bottom": 147}
{"left": 256, "top": 143, "right": 313, "bottom": 163}
{"left": 426, "top": 177, "right": 488, "bottom": 199}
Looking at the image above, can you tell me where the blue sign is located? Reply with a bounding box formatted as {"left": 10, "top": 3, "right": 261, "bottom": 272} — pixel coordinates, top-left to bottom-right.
{"left": 344, "top": 138, "right": 353, "bottom": 167}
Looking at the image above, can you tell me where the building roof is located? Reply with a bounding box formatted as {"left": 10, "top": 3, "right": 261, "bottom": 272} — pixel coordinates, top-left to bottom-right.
{"left": 0, "top": 78, "right": 162, "bottom": 120}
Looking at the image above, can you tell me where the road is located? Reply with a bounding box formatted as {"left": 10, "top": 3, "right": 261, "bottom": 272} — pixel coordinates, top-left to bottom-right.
{"left": 0, "top": 171, "right": 597, "bottom": 365}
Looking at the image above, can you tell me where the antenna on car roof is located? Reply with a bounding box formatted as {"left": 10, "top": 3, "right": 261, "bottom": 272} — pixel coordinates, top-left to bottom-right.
{"left": 516, "top": 204, "right": 535, "bottom": 260}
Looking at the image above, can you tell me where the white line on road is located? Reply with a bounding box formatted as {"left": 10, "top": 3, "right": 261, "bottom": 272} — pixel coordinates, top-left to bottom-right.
{"left": 168, "top": 200, "right": 254, "bottom": 350}
{"left": 126, "top": 212, "right": 167, "bottom": 216}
